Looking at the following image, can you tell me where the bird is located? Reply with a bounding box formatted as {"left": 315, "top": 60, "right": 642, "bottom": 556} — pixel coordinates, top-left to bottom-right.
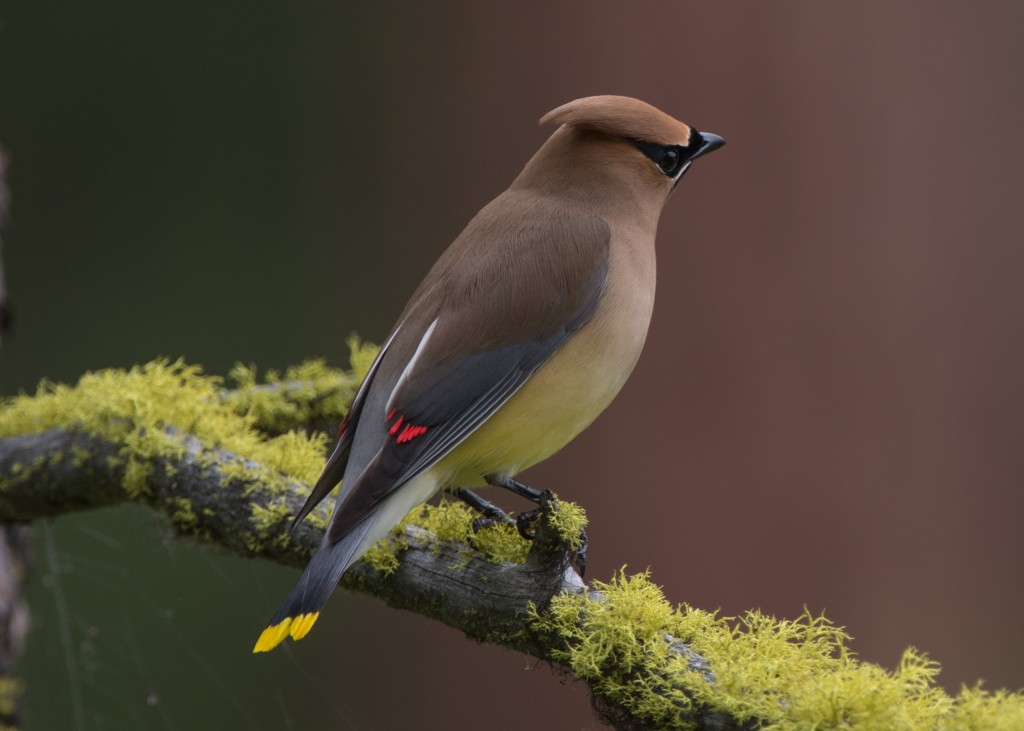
{"left": 253, "top": 95, "right": 724, "bottom": 652}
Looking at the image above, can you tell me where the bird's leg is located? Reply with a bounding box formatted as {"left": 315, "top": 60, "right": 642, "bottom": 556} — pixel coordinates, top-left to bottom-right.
{"left": 484, "top": 476, "right": 541, "bottom": 538}
{"left": 454, "top": 488, "right": 514, "bottom": 532}
{"left": 489, "top": 477, "right": 543, "bottom": 504}
{"left": 486, "top": 476, "right": 588, "bottom": 576}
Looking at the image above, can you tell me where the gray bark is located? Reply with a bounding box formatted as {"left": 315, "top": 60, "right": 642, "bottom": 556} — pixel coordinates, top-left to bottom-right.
{"left": 0, "top": 426, "right": 729, "bottom": 731}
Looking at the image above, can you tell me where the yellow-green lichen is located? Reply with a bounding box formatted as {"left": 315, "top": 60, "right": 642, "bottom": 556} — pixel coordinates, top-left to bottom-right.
{"left": 122, "top": 456, "right": 153, "bottom": 498}
{"left": 223, "top": 337, "right": 379, "bottom": 435}
{"left": 71, "top": 445, "right": 92, "bottom": 469}
{"left": 472, "top": 521, "right": 531, "bottom": 564}
{"left": 363, "top": 540, "right": 403, "bottom": 576}
{"left": 249, "top": 500, "right": 295, "bottom": 552}
{"left": 2, "top": 454, "right": 50, "bottom": 490}
{"left": 0, "top": 675, "right": 21, "bottom": 718}
{"left": 409, "top": 500, "right": 477, "bottom": 545}
{"left": 345, "top": 335, "right": 380, "bottom": 381}
{"left": 0, "top": 358, "right": 331, "bottom": 500}
{"left": 359, "top": 501, "right": 473, "bottom": 575}
{"left": 544, "top": 496, "right": 588, "bottom": 551}
{"left": 358, "top": 498, "right": 543, "bottom": 574}
{"left": 530, "top": 570, "right": 1024, "bottom": 730}
{"left": 224, "top": 360, "right": 347, "bottom": 434}
{"left": 407, "top": 500, "right": 534, "bottom": 565}
{"left": 167, "top": 496, "right": 199, "bottom": 533}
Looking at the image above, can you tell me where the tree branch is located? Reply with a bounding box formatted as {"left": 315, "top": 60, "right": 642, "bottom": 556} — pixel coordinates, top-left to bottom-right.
{"left": 0, "top": 425, "right": 718, "bottom": 730}
{"left": 2, "top": 364, "right": 1021, "bottom": 730}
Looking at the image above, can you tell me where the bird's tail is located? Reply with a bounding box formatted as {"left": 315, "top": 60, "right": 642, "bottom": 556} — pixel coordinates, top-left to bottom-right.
{"left": 252, "top": 521, "right": 371, "bottom": 653}
{"left": 253, "top": 470, "right": 442, "bottom": 653}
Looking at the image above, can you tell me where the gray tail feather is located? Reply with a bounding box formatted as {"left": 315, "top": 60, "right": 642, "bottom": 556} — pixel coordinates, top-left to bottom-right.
{"left": 268, "top": 519, "right": 371, "bottom": 627}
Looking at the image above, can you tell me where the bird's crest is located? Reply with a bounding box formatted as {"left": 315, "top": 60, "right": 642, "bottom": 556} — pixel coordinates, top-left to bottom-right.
{"left": 540, "top": 95, "right": 692, "bottom": 147}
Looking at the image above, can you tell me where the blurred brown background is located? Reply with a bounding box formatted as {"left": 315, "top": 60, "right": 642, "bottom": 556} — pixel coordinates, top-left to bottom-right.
{"left": 1, "top": 2, "right": 1022, "bottom": 729}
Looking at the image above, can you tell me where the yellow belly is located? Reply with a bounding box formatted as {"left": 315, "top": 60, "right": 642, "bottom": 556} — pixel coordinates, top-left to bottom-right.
{"left": 435, "top": 235, "right": 655, "bottom": 487}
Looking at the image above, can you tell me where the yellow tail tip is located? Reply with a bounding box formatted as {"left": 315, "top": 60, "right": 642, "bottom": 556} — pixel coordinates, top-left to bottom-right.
{"left": 252, "top": 618, "right": 293, "bottom": 653}
{"left": 289, "top": 612, "right": 320, "bottom": 640}
{"left": 251, "top": 612, "right": 321, "bottom": 653}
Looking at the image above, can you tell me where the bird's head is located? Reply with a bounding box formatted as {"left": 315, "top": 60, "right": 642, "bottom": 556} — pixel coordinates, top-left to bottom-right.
{"left": 515, "top": 95, "right": 724, "bottom": 219}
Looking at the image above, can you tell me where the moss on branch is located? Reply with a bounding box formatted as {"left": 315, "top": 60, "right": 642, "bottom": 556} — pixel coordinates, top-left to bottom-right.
{"left": 532, "top": 570, "right": 1024, "bottom": 729}
{"left": 0, "top": 352, "right": 1022, "bottom": 731}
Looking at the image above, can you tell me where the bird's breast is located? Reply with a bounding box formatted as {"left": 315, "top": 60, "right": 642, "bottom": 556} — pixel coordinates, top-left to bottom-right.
{"left": 438, "top": 228, "right": 656, "bottom": 486}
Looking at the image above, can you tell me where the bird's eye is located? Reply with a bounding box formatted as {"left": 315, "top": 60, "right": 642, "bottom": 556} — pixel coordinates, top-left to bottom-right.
{"left": 632, "top": 140, "right": 686, "bottom": 177}
{"left": 657, "top": 149, "right": 680, "bottom": 175}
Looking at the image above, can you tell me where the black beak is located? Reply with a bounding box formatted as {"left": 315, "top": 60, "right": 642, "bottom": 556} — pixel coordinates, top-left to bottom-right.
{"left": 670, "top": 129, "right": 726, "bottom": 188}
{"left": 689, "top": 130, "right": 726, "bottom": 161}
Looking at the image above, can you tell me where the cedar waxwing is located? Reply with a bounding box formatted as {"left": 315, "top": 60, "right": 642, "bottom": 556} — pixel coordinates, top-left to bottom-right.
{"left": 254, "top": 95, "right": 724, "bottom": 652}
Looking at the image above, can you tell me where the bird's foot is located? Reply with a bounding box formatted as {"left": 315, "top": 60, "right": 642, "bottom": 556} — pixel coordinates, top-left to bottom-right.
{"left": 455, "top": 488, "right": 515, "bottom": 532}
{"left": 515, "top": 508, "right": 539, "bottom": 539}
{"left": 485, "top": 475, "right": 545, "bottom": 537}
{"left": 464, "top": 481, "right": 589, "bottom": 577}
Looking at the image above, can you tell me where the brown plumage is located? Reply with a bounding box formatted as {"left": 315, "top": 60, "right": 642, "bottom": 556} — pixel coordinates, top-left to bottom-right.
{"left": 541, "top": 95, "right": 695, "bottom": 145}
{"left": 254, "top": 95, "right": 724, "bottom": 652}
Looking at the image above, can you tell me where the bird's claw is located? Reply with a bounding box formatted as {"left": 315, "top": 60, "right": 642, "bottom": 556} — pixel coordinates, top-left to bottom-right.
{"left": 516, "top": 508, "right": 588, "bottom": 576}
{"left": 573, "top": 529, "right": 589, "bottom": 577}
{"left": 515, "top": 509, "right": 538, "bottom": 539}
{"left": 471, "top": 506, "right": 513, "bottom": 533}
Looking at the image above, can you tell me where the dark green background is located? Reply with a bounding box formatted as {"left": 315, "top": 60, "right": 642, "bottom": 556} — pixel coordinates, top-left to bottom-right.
{"left": 2, "top": 2, "right": 1023, "bottom": 729}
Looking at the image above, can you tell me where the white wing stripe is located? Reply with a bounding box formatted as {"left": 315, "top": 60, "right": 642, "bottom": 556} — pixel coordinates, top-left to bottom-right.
{"left": 385, "top": 317, "right": 438, "bottom": 416}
